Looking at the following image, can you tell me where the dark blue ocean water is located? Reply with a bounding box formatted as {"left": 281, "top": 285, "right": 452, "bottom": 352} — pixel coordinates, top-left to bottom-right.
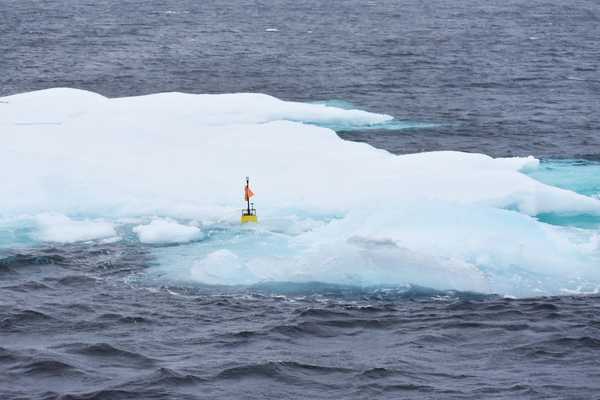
{"left": 1, "top": 1, "right": 600, "bottom": 399}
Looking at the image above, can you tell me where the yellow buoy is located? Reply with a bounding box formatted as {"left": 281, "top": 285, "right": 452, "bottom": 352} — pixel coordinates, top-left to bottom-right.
{"left": 241, "top": 214, "right": 258, "bottom": 223}
{"left": 241, "top": 176, "right": 258, "bottom": 223}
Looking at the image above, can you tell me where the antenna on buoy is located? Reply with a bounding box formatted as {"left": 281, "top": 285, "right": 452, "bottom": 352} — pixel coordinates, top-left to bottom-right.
{"left": 241, "top": 176, "right": 258, "bottom": 223}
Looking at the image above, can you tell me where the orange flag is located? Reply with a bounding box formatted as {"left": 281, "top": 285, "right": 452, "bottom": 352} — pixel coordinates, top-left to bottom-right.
{"left": 244, "top": 186, "right": 254, "bottom": 201}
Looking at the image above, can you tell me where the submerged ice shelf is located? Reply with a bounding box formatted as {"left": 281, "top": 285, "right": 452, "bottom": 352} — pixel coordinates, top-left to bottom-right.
{"left": 311, "top": 100, "right": 438, "bottom": 131}
{"left": 525, "top": 160, "right": 600, "bottom": 229}
{"left": 1, "top": 88, "right": 600, "bottom": 297}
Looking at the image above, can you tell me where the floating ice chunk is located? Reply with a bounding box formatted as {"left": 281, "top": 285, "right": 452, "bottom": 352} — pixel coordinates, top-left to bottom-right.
{"left": 495, "top": 155, "right": 539, "bottom": 171}
{"left": 35, "top": 214, "right": 116, "bottom": 243}
{"left": 133, "top": 219, "right": 203, "bottom": 244}
{"left": 2, "top": 88, "right": 600, "bottom": 296}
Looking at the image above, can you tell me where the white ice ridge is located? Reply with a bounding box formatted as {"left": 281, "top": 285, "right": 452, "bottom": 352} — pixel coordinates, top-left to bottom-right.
{"left": 1, "top": 88, "right": 600, "bottom": 295}
{"left": 0, "top": 87, "right": 392, "bottom": 128}
{"left": 133, "top": 219, "right": 203, "bottom": 244}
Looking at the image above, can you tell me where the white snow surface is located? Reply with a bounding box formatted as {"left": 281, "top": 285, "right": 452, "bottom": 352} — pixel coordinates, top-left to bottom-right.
{"left": 1, "top": 88, "right": 600, "bottom": 296}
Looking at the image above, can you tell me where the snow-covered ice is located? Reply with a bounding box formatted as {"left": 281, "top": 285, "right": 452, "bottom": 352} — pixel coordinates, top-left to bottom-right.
{"left": 1, "top": 88, "right": 599, "bottom": 296}
{"left": 133, "top": 219, "right": 203, "bottom": 244}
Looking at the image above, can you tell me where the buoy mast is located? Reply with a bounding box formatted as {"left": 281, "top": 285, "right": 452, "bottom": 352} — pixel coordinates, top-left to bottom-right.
{"left": 241, "top": 176, "right": 258, "bottom": 223}
{"left": 246, "top": 176, "right": 251, "bottom": 215}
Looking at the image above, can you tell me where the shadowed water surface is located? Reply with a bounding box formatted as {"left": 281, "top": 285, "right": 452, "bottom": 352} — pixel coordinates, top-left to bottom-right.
{"left": 1, "top": 244, "right": 600, "bottom": 399}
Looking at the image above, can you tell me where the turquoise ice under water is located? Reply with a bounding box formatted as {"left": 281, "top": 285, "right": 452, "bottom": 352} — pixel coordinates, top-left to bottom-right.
{"left": 328, "top": 119, "right": 439, "bottom": 132}
{"left": 526, "top": 160, "right": 600, "bottom": 229}
{"left": 312, "top": 100, "right": 439, "bottom": 131}
{"left": 527, "top": 160, "right": 600, "bottom": 198}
